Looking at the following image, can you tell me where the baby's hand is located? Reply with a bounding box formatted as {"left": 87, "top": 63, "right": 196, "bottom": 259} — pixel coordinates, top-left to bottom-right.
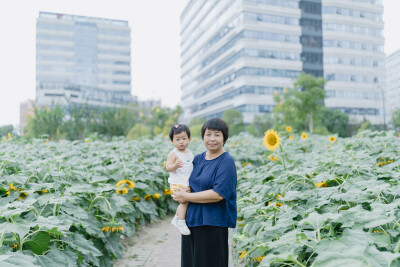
{"left": 184, "top": 186, "right": 191, "bottom": 192}
{"left": 175, "top": 159, "right": 184, "bottom": 168}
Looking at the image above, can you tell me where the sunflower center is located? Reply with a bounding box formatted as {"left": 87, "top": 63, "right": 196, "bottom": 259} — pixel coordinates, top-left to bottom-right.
{"left": 267, "top": 134, "right": 277, "bottom": 145}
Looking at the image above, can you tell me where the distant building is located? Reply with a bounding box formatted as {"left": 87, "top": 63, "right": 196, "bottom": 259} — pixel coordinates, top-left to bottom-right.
{"left": 180, "top": 0, "right": 385, "bottom": 124}
{"left": 322, "top": 0, "right": 385, "bottom": 125}
{"left": 385, "top": 50, "right": 400, "bottom": 126}
{"left": 19, "top": 99, "right": 35, "bottom": 135}
{"left": 36, "top": 11, "right": 133, "bottom": 109}
{"left": 138, "top": 99, "right": 162, "bottom": 109}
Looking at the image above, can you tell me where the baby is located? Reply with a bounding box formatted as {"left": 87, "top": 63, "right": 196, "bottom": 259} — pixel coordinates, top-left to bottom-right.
{"left": 165, "top": 124, "right": 193, "bottom": 235}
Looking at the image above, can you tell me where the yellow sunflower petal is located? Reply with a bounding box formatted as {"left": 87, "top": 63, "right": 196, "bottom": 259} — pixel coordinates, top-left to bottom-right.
{"left": 263, "top": 129, "right": 280, "bottom": 151}
{"left": 116, "top": 180, "right": 126, "bottom": 188}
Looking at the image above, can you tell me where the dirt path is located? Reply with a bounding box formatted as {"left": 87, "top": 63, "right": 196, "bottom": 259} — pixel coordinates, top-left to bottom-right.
{"left": 114, "top": 215, "right": 235, "bottom": 267}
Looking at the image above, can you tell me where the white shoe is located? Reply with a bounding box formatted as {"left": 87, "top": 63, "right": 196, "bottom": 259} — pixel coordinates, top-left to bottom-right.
{"left": 175, "top": 220, "right": 191, "bottom": 235}
{"left": 171, "top": 215, "right": 179, "bottom": 226}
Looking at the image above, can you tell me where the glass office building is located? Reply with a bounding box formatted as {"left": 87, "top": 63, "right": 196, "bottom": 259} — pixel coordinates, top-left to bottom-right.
{"left": 385, "top": 50, "right": 400, "bottom": 126}
{"left": 322, "top": 0, "right": 385, "bottom": 125}
{"left": 36, "top": 12, "right": 133, "bottom": 108}
{"left": 180, "top": 0, "right": 385, "bottom": 124}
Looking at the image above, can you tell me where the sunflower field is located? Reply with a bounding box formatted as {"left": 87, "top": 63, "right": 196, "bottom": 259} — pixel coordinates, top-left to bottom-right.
{"left": 232, "top": 129, "right": 400, "bottom": 266}
{"left": 0, "top": 135, "right": 203, "bottom": 266}
{"left": 1, "top": 130, "right": 400, "bottom": 267}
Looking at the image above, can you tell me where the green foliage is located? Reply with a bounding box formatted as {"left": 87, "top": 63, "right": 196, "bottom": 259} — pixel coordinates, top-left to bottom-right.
{"left": 358, "top": 117, "right": 376, "bottom": 133}
{"left": 86, "top": 105, "right": 138, "bottom": 138}
{"left": 274, "top": 73, "right": 326, "bottom": 133}
{"left": 0, "top": 125, "right": 13, "bottom": 138}
{"left": 25, "top": 105, "right": 65, "bottom": 140}
{"left": 189, "top": 117, "right": 206, "bottom": 137}
{"left": 230, "top": 130, "right": 400, "bottom": 266}
{"left": 126, "top": 124, "right": 151, "bottom": 140}
{"left": 222, "top": 109, "right": 245, "bottom": 136}
{"left": 189, "top": 117, "right": 206, "bottom": 126}
{"left": 189, "top": 124, "right": 203, "bottom": 137}
{"left": 0, "top": 136, "right": 205, "bottom": 266}
{"left": 24, "top": 103, "right": 183, "bottom": 141}
{"left": 319, "top": 107, "right": 350, "bottom": 137}
{"left": 62, "top": 104, "right": 89, "bottom": 140}
{"left": 392, "top": 108, "right": 400, "bottom": 131}
{"left": 247, "top": 113, "right": 274, "bottom": 136}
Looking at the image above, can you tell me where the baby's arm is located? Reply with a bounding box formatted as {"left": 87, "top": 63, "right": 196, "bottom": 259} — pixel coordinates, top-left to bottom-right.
{"left": 165, "top": 152, "right": 183, "bottom": 172}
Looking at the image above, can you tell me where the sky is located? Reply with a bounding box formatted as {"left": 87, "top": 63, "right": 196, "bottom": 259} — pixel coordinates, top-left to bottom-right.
{"left": 0, "top": 0, "right": 399, "bottom": 127}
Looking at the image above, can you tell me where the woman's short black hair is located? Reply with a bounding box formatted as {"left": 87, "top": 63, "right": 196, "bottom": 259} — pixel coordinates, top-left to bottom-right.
{"left": 169, "top": 124, "right": 191, "bottom": 141}
{"left": 201, "top": 118, "right": 229, "bottom": 145}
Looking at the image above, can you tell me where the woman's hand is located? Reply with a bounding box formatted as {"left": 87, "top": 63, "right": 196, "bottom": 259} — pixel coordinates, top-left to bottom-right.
{"left": 172, "top": 188, "right": 189, "bottom": 204}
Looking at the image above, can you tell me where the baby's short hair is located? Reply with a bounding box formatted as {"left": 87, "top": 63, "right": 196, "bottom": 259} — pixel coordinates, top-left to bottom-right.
{"left": 169, "top": 124, "right": 191, "bottom": 141}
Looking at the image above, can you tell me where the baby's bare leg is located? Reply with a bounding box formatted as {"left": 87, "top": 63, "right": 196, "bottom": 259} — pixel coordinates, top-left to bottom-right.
{"left": 176, "top": 202, "right": 189, "bottom": 220}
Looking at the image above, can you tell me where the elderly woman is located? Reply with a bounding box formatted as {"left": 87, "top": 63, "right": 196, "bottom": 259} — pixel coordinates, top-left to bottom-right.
{"left": 172, "top": 118, "right": 237, "bottom": 267}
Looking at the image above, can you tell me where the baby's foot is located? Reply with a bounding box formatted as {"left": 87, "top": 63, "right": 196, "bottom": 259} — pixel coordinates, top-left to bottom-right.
{"left": 175, "top": 219, "right": 190, "bottom": 235}
{"left": 171, "top": 215, "right": 179, "bottom": 226}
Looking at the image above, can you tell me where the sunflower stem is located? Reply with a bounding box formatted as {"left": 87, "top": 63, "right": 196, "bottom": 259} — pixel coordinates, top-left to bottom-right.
{"left": 279, "top": 145, "right": 287, "bottom": 170}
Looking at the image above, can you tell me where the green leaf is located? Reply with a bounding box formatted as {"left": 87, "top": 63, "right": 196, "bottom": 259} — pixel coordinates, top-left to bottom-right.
{"left": 0, "top": 251, "right": 40, "bottom": 267}
{"left": 0, "top": 222, "right": 31, "bottom": 237}
{"left": 23, "top": 231, "right": 51, "bottom": 255}
{"left": 68, "top": 233, "right": 102, "bottom": 257}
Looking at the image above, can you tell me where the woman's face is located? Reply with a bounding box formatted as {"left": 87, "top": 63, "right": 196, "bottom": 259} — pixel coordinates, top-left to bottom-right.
{"left": 203, "top": 128, "right": 224, "bottom": 153}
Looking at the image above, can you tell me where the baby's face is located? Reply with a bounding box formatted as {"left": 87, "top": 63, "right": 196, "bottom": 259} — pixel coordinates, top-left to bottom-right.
{"left": 172, "top": 131, "right": 190, "bottom": 151}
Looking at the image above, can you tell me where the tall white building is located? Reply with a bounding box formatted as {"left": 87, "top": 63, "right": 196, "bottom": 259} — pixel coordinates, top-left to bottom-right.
{"left": 385, "top": 50, "right": 400, "bottom": 126}
{"left": 36, "top": 12, "right": 133, "bottom": 108}
{"left": 322, "top": 0, "right": 385, "bottom": 125}
{"left": 180, "top": 0, "right": 385, "bottom": 125}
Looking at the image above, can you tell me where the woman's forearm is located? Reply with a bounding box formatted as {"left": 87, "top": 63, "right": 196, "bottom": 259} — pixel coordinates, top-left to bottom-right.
{"left": 186, "top": 189, "right": 224, "bottom": 203}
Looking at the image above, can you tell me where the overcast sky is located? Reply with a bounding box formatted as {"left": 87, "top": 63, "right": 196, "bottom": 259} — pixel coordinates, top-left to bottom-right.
{"left": 0, "top": 0, "right": 399, "bottom": 127}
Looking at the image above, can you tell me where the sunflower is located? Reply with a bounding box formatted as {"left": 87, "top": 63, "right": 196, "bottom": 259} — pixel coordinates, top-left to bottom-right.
{"left": 329, "top": 136, "right": 336, "bottom": 142}
{"left": 163, "top": 189, "right": 172, "bottom": 195}
{"left": 116, "top": 187, "right": 129, "bottom": 195}
{"left": 263, "top": 129, "right": 280, "bottom": 151}
{"left": 131, "top": 196, "right": 140, "bottom": 201}
{"left": 153, "top": 193, "right": 161, "bottom": 199}
{"left": 289, "top": 135, "right": 293, "bottom": 140}
{"left": 285, "top": 126, "right": 292, "bottom": 133}
{"left": 268, "top": 155, "right": 279, "bottom": 161}
{"left": 1, "top": 137, "right": 6, "bottom": 142}
{"left": 8, "top": 133, "right": 11, "bottom": 139}
{"left": 116, "top": 179, "right": 135, "bottom": 189}
{"left": 144, "top": 194, "right": 152, "bottom": 200}
{"left": 19, "top": 192, "right": 28, "bottom": 199}
{"left": 5, "top": 190, "right": 10, "bottom": 196}
{"left": 301, "top": 132, "right": 308, "bottom": 140}
{"left": 239, "top": 251, "right": 247, "bottom": 259}
{"left": 316, "top": 181, "right": 328, "bottom": 188}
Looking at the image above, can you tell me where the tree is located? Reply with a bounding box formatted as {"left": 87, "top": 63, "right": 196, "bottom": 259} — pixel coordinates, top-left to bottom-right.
{"left": 357, "top": 117, "right": 376, "bottom": 133}
{"left": 293, "top": 73, "right": 326, "bottom": 133}
{"left": 126, "top": 123, "right": 151, "bottom": 140}
{"left": 25, "top": 104, "right": 65, "bottom": 140}
{"left": 274, "top": 73, "right": 326, "bottom": 133}
{"left": 392, "top": 108, "right": 400, "bottom": 131}
{"left": 246, "top": 113, "right": 274, "bottom": 136}
{"left": 86, "top": 105, "right": 138, "bottom": 138}
{"left": 62, "top": 104, "right": 89, "bottom": 140}
{"left": 222, "top": 109, "right": 245, "bottom": 136}
{"left": 319, "top": 107, "right": 350, "bottom": 137}
{"left": 189, "top": 117, "right": 206, "bottom": 137}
